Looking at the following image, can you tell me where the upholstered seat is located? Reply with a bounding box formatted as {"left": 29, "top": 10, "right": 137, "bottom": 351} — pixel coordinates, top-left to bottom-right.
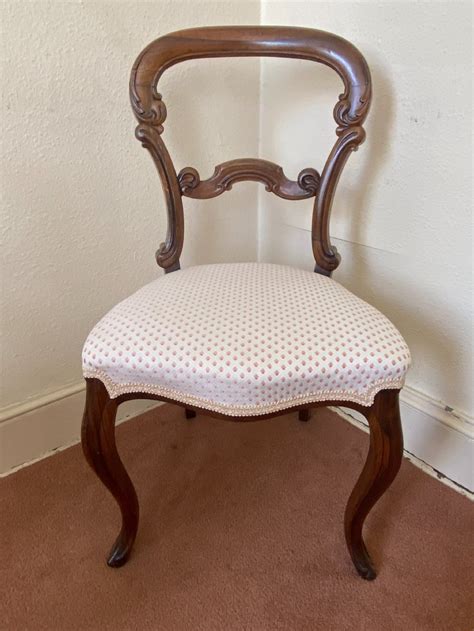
{"left": 83, "top": 263, "right": 410, "bottom": 416}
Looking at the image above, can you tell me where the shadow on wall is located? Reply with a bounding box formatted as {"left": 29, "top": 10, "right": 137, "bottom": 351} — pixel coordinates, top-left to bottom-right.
{"left": 332, "top": 53, "right": 468, "bottom": 412}
{"left": 333, "top": 50, "right": 395, "bottom": 262}
{"left": 257, "top": 52, "right": 396, "bottom": 256}
{"left": 259, "top": 51, "right": 469, "bottom": 418}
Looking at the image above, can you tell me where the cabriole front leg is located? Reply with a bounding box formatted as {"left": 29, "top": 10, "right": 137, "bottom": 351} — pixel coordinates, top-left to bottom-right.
{"left": 344, "top": 389, "right": 403, "bottom": 580}
{"left": 81, "top": 378, "right": 139, "bottom": 567}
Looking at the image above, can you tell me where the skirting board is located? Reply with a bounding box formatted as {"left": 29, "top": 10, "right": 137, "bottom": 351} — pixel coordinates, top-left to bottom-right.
{"left": 335, "top": 385, "right": 473, "bottom": 493}
{"left": 0, "top": 383, "right": 161, "bottom": 476}
{"left": 1, "top": 382, "right": 472, "bottom": 493}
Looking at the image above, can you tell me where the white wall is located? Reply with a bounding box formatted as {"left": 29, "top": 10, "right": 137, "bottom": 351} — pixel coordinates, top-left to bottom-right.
{"left": 259, "top": 2, "right": 473, "bottom": 414}
{"left": 1, "top": 0, "right": 260, "bottom": 412}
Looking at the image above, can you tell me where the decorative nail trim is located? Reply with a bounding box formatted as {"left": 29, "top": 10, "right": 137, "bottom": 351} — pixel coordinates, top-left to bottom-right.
{"left": 83, "top": 368, "right": 405, "bottom": 416}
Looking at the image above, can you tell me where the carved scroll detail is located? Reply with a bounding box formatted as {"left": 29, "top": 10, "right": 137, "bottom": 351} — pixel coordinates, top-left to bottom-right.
{"left": 312, "top": 126, "right": 366, "bottom": 275}
{"left": 135, "top": 124, "right": 183, "bottom": 271}
{"left": 297, "top": 168, "right": 320, "bottom": 196}
{"left": 130, "top": 82, "right": 167, "bottom": 134}
{"left": 178, "top": 159, "right": 320, "bottom": 200}
{"left": 178, "top": 167, "right": 201, "bottom": 195}
{"left": 333, "top": 83, "right": 371, "bottom": 135}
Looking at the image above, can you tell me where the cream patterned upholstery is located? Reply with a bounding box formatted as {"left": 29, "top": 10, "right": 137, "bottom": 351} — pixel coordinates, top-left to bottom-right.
{"left": 83, "top": 263, "right": 410, "bottom": 416}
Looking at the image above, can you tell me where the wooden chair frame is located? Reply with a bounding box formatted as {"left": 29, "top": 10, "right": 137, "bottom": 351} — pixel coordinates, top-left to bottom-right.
{"left": 81, "top": 27, "right": 403, "bottom": 580}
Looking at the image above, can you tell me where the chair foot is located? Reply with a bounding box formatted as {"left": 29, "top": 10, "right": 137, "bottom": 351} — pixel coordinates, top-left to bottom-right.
{"left": 107, "top": 534, "right": 134, "bottom": 568}
{"left": 185, "top": 408, "right": 197, "bottom": 419}
{"left": 81, "top": 379, "right": 139, "bottom": 568}
{"left": 348, "top": 540, "right": 377, "bottom": 581}
{"left": 298, "top": 409, "right": 311, "bottom": 422}
{"left": 344, "top": 389, "right": 403, "bottom": 580}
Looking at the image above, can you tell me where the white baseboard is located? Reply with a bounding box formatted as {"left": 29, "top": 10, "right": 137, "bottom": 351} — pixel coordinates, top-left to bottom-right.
{"left": 1, "top": 383, "right": 472, "bottom": 494}
{"left": 334, "top": 384, "right": 473, "bottom": 494}
{"left": 0, "top": 383, "right": 160, "bottom": 476}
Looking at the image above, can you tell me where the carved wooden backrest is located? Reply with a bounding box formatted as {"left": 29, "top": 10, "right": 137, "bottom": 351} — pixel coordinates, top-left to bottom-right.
{"left": 130, "top": 26, "right": 371, "bottom": 275}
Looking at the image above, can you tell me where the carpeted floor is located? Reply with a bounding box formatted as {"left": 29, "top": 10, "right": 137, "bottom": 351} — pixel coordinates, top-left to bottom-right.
{"left": 2, "top": 404, "right": 473, "bottom": 630}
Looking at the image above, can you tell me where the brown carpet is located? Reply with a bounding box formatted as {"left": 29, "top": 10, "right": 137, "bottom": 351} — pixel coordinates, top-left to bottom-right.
{"left": 2, "top": 405, "right": 473, "bottom": 631}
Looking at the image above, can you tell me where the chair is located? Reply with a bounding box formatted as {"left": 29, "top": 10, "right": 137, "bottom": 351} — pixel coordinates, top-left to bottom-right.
{"left": 81, "top": 26, "right": 410, "bottom": 580}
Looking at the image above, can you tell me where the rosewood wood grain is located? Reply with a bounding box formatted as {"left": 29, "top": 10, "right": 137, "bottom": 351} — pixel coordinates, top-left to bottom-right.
{"left": 135, "top": 123, "right": 183, "bottom": 272}
{"left": 130, "top": 26, "right": 371, "bottom": 274}
{"left": 178, "top": 160, "right": 320, "bottom": 200}
{"left": 81, "top": 379, "right": 139, "bottom": 567}
{"left": 344, "top": 389, "right": 403, "bottom": 579}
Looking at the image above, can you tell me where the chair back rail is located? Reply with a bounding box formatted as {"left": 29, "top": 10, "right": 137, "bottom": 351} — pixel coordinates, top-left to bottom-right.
{"left": 130, "top": 26, "right": 371, "bottom": 275}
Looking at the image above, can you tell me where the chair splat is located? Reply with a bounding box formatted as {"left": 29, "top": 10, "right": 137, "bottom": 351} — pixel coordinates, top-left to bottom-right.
{"left": 178, "top": 160, "right": 320, "bottom": 200}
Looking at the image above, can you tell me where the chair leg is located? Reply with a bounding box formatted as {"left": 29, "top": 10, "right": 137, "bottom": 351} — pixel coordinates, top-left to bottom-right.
{"left": 298, "top": 409, "right": 311, "bottom": 422}
{"left": 81, "top": 378, "right": 139, "bottom": 568}
{"left": 185, "top": 408, "right": 196, "bottom": 419}
{"left": 344, "top": 389, "right": 403, "bottom": 580}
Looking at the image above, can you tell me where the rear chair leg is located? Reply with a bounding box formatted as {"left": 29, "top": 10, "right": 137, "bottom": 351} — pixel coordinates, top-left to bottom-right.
{"left": 344, "top": 389, "right": 403, "bottom": 580}
{"left": 298, "top": 409, "right": 311, "bottom": 422}
{"left": 81, "top": 378, "right": 139, "bottom": 567}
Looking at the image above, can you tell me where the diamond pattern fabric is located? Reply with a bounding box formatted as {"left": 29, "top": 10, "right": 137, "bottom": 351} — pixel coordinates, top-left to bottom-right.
{"left": 83, "top": 263, "right": 410, "bottom": 415}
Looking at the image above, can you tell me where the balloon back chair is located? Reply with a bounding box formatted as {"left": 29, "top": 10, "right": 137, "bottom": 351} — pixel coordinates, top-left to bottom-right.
{"left": 81, "top": 26, "right": 410, "bottom": 580}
